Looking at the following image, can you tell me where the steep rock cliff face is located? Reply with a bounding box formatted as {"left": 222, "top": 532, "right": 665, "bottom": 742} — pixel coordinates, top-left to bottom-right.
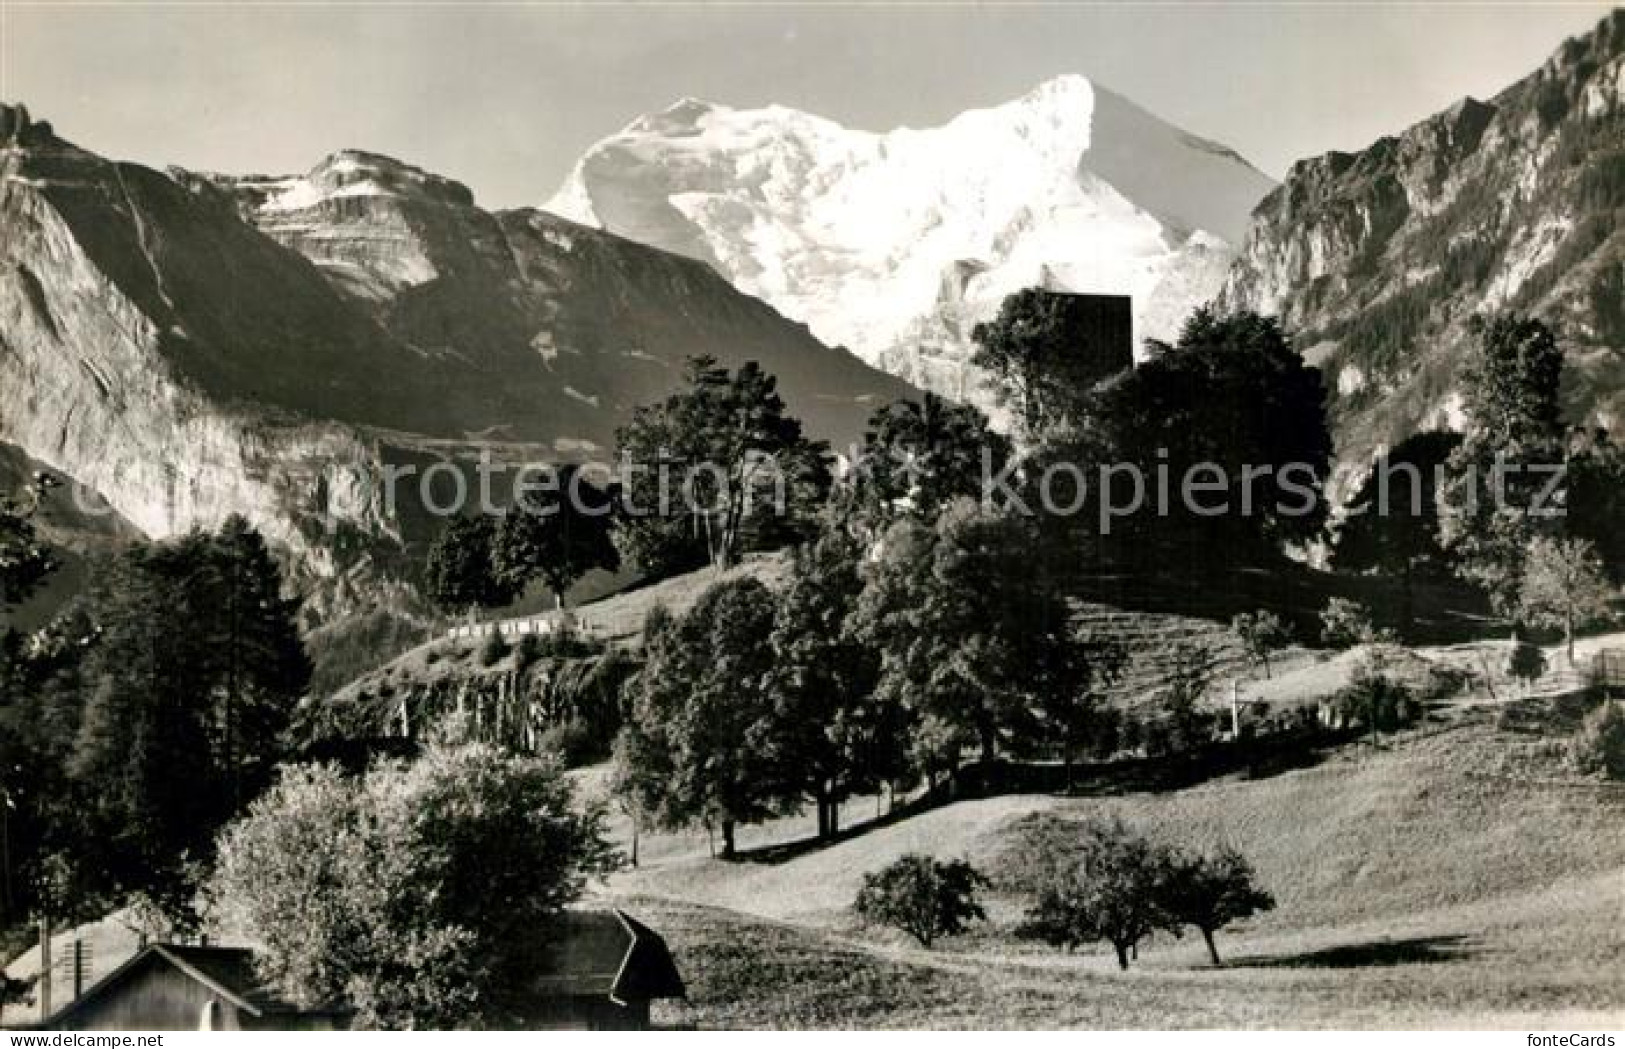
{"left": 309, "top": 643, "right": 636, "bottom": 758}
{"left": 1220, "top": 11, "right": 1625, "bottom": 484}
{"left": 198, "top": 151, "right": 916, "bottom": 456}
{"left": 0, "top": 107, "right": 913, "bottom": 622}
{"left": 0, "top": 108, "right": 417, "bottom": 620}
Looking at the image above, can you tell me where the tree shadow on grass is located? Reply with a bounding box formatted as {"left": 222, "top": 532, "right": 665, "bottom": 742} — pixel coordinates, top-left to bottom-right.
{"left": 1233, "top": 934, "right": 1478, "bottom": 969}
{"left": 730, "top": 733, "right": 1357, "bottom": 866}
{"left": 733, "top": 792, "right": 940, "bottom": 865}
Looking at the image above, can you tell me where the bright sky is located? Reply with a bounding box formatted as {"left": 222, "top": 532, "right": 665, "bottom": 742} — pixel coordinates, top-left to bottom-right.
{"left": 0, "top": 2, "right": 1614, "bottom": 209}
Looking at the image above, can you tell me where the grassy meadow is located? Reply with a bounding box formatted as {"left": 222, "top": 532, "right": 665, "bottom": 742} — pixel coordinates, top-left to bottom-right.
{"left": 589, "top": 704, "right": 1625, "bottom": 1028}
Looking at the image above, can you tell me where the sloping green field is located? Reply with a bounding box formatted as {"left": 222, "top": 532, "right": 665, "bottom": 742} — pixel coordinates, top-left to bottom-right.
{"left": 602, "top": 714, "right": 1625, "bottom": 1028}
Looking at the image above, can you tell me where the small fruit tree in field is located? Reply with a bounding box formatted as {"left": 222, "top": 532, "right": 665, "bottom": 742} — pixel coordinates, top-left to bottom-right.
{"left": 1232, "top": 610, "right": 1291, "bottom": 679}
{"left": 1021, "top": 819, "right": 1166, "bottom": 969}
{"left": 1017, "top": 817, "right": 1276, "bottom": 969}
{"left": 854, "top": 853, "right": 987, "bottom": 948}
{"left": 1157, "top": 846, "right": 1276, "bottom": 965}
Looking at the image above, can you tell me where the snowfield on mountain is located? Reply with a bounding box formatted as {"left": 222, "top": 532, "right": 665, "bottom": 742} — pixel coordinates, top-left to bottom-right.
{"left": 546, "top": 76, "right": 1276, "bottom": 414}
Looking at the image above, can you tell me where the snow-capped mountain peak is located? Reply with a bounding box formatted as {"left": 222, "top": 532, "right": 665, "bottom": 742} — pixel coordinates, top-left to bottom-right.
{"left": 545, "top": 78, "right": 1274, "bottom": 410}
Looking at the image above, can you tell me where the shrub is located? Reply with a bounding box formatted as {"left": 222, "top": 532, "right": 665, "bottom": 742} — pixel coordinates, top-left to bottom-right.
{"left": 537, "top": 717, "right": 601, "bottom": 769}
{"left": 1320, "top": 597, "right": 1387, "bottom": 649}
{"left": 854, "top": 854, "right": 987, "bottom": 948}
{"left": 478, "top": 630, "right": 511, "bottom": 667}
{"left": 1508, "top": 639, "right": 1548, "bottom": 690}
{"left": 515, "top": 632, "right": 542, "bottom": 673}
{"left": 1572, "top": 701, "right": 1625, "bottom": 779}
{"left": 1330, "top": 660, "right": 1420, "bottom": 733}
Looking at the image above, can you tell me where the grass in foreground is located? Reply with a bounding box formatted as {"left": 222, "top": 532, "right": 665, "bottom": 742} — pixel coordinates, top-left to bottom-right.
{"left": 609, "top": 714, "right": 1625, "bottom": 1028}
{"left": 628, "top": 880, "right": 1625, "bottom": 1030}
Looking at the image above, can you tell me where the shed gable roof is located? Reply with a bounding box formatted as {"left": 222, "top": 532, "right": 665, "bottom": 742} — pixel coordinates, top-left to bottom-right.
{"left": 531, "top": 910, "right": 685, "bottom": 1001}
{"left": 45, "top": 945, "right": 325, "bottom": 1026}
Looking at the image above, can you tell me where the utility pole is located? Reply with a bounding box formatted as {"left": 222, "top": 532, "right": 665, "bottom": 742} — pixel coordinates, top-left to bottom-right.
{"left": 1, "top": 784, "right": 12, "bottom": 921}
{"left": 38, "top": 916, "right": 51, "bottom": 1019}
{"left": 1231, "top": 680, "right": 1242, "bottom": 739}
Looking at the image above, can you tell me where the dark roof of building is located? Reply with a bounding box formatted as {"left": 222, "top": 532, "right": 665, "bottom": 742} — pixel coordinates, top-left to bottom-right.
{"left": 45, "top": 945, "right": 343, "bottom": 1027}
{"left": 47, "top": 909, "right": 683, "bottom": 1027}
{"left": 532, "top": 910, "right": 685, "bottom": 1002}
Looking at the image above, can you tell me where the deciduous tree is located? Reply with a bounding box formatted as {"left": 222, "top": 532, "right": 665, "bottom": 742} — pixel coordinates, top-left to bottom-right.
{"left": 1333, "top": 431, "right": 1462, "bottom": 631}
{"left": 1230, "top": 610, "right": 1291, "bottom": 680}
{"left": 614, "top": 577, "right": 793, "bottom": 857}
{"left": 0, "top": 473, "right": 57, "bottom": 610}
{"left": 69, "top": 518, "right": 309, "bottom": 919}
{"left": 493, "top": 466, "right": 619, "bottom": 610}
{"left": 210, "top": 743, "right": 617, "bottom": 1028}
{"left": 1520, "top": 535, "right": 1614, "bottom": 664}
{"left": 1441, "top": 315, "right": 1568, "bottom": 618}
{"left": 853, "top": 853, "right": 987, "bottom": 948}
{"left": 615, "top": 356, "right": 830, "bottom": 574}
{"left": 1157, "top": 846, "right": 1276, "bottom": 965}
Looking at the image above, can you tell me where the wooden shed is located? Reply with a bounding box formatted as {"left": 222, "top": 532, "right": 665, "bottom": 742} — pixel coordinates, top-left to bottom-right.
{"left": 41, "top": 909, "right": 684, "bottom": 1031}
{"left": 521, "top": 909, "right": 687, "bottom": 1030}
{"left": 41, "top": 945, "right": 347, "bottom": 1031}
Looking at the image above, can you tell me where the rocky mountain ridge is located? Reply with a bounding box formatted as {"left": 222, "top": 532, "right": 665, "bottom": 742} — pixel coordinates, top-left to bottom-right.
{"left": 1219, "top": 10, "right": 1625, "bottom": 483}
{"left": 0, "top": 105, "right": 913, "bottom": 623}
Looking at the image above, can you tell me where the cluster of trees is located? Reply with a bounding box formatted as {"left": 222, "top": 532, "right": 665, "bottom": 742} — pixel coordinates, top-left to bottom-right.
{"left": 424, "top": 464, "right": 620, "bottom": 618}
{"left": 1021, "top": 820, "right": 1273, "bottom": 968}
{"left": 853, "top": 822, "right": 1274, "bottom": 969}
{"left": 853, "top": 854, "right": 987, "bottom": 949}
{"left": 1332, "top": 315, "right": 1620, "bottom": 652}
{"left": 612, "top": 492, "right": 1135, "bottom": 857}
{"left": 3, "top": 486, "right": 623, "bottom": 1028}
{"left": 0, "top": 512, "right": 309, "bottom": 933}
{"left": 612, "top": 504, "right": 1128, "bottom": 857}
{"left": 600, "top": 303, "right": 1357, "bottom": 856}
